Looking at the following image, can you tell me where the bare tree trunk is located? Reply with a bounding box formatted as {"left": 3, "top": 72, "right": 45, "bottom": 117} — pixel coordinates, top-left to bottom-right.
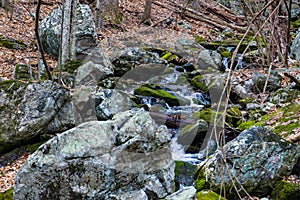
{"left": 60, "top": 0, "right": 78, "bottom": 66}
{"left": 35, "top": 0, "right": 52, "bottom": 80}
{"left": 140, "top": 0, "right": 152, "bottom": 24}
{"left": 95, "top": 0, "right": 103, "bottom": 29}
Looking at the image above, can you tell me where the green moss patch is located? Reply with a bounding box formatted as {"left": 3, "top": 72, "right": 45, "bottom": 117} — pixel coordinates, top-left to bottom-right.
{"left": 134, "top": 84, "right": 180, "bottom": 106}
{"left": 197, "top": 190, "right": 225, "bottom": 200}
{"left": 192, "top": 108, "right": 222, "bottom": 124}
{"left": 271, "top": 180, "right": 300, "bottom": 200}
{"left": 0, "top": 35, "right": 26, "bottom": 50}
{"left": 55, "top": 60, "right": 83, "bottom": 74}
{"left": 0, "top": 188, "right": 13, "bottom": 200}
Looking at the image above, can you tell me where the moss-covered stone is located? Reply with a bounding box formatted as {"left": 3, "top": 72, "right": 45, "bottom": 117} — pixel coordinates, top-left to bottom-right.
{"left": 192, "top": 108, "right": 221, "bottom": 124}
{"left": 269, "top": 88, "right": 300, "bottom": 104}
{"left": 291, "top": 19, "right": 300, "bottom": 29}
{"left": 197, "top": 190, "right": 225, "bottom": 200}
{"left": 226, "top": 106, "right": 242, "bottom": 127}
{"left": 134, "top": 84, "right": 180, "bottom": 106}
{"left": 0, "top": 188, "right": 13, "bottom": 200}
{"left": 0, "top": 35, "right": 26, "bottom": 50}
{"left": 13, "top": 64, "right": 33, "bottom": 80}
{"left": 220, "top": 50, "right": 232, "bottom": 58}
{"left": 195, "top": 35, "right": 206, "bottom": 43}
{"left": 55, "top": 60, "right": 84, "bottom": 74}
{"left": 195, "top": 168, "right": 210, "bottom": 191}
{"left": 238, "top": 97, "right": 255, "bottom": 108}
{"left": 271, "top": 180, "right": 300, "bottom": 200}
{"left": 237, "top": 120, "right": 257, "bottom": 131}
{"left": 174, "top": 161, "right": 197, "bottom": 190}
{"left": 191, "top": 75, "right": 208, "bottom": 92}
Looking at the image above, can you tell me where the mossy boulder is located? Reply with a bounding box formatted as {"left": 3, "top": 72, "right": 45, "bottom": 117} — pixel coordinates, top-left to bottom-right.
{"left": 0, "top": 188, "right": 13, "bottom": 200}
{"left": 191, "top": 75, "right": 208, "bottom": 92}
{"left": 174, "top": 161, "right": 197, "bottom": 190}
{"left": 192, "top": 108, "right": 222, "bottom": 124}
{"left": 195, "top": 126, "right": 300, "bottom": 198}
{"left": 134, "top": 84, "right": 181, "bottom": 106}
{"left": 197, "top": 190, "right": 225, "bottom": 200}
{"left": 0, "top": 35, "right": 26, "bottom": 50}
{"left": 226, "top": 106, "right": 242, "bottom": 127}
{"left": 13, "top": 64, "right": 34, "bottom": 80}
{"left": 269, "top": 88, "right": 300, "bottom": 105}
{"left": 271, "top": 180, "right": 300, "bottom": 200}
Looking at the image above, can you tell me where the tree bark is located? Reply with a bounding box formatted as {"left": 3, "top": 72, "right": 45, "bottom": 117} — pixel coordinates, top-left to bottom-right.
{"left": 60, "top": 0, "right": 78, "bottom": 66}
{"left": 35, "top": 0, "right": 52, "bottom": 80}
{"left": 140, "top": 0, "right": 152, "bottom": 24}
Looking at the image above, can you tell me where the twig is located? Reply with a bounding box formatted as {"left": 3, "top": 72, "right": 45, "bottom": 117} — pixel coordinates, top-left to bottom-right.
{"left": 35, "top": 0, "right": 52, "bottom": 80}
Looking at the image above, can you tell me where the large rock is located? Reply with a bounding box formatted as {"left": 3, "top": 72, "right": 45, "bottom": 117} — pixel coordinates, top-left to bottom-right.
{"left": 195, "top": 126, "right": 300, "bottom": 198}
{"left": 0, "top": 80, "right": 74, "bottom": 153}
{"left": 95, "top": 89, "right": 135, "bottom": 120}
{"left": 14, "top": 109, "right": 175, "bottom": 199}
{"left": 291, "top": 30, "right": 300, "bottom": 60}
{"left": 39, "top": 4, "right": 98, "bottom": 59}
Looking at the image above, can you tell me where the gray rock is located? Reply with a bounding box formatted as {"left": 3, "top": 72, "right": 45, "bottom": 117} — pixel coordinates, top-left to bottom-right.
{"left": 165, "top": 186, "right": 197, "bottom": 200}
{"left": 95, "top": 89, "right": 135, "bottom": 120}
{"left": 291, "top": 30, "right": 300, "bottom": 60}
{"left": 269, "top": 88, "right": 300, "bottom": 105}
{"left": 177, "top": 119, "right": 209, "bottom": 153}
{"left": 39, "top": 4, "right": 98, "bottom": 59}
{"left": 0, "top": 80, "right": 74, "bottom": 153}
{"left": 196, "top": 126, "right": 300, "bottom": 198}
{"left": 233, "top": 84, "right": 250, "bottom": 99}
{"left": 252, "top": 72, "right": 281, "bottom": 93}
{"left": 197, "top": 50, "right": 222, "bottom": 70}
{"left": 74, "top": 60, "right": 113, "bottom": 87}
{"left": 14, "top": 109, "right": 175, "bottom": 199}
{"left": 111, "top": 47, "right": 166, "bottom": 76}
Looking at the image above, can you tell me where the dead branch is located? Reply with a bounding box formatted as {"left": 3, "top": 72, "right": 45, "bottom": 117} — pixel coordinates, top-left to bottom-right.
{"left": 153, "top": 0, "right": 247, "bottom": 32}
{"left": 35, "top": 0, "right": 52, "bottom": 80}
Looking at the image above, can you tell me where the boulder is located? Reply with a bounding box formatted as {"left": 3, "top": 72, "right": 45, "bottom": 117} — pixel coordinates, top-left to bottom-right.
{"left": 95, "top": 89, "right": 135, "bottom": 120}
{"left": 39, "top": 4, "right": 98, "bottom": 59}
{"left": 0, "top": 80, "right": 74, "bottom": 153}
{"left": 195, "top": 126, "right": 300, "bottom": 198}
{"left": 14, "top": 109, "right": 175, "bottom": 199}
{"left": 165, "top": 186, "right": 197, "bottom": 200}
{"left": 291, "top": 31, "right": 300, "bottom": 60}
{"left": 111, "top": 47, "right": 166, "bottom": 76}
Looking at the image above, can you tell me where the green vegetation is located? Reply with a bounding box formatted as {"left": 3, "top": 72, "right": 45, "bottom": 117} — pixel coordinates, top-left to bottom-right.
{"left": 0, "top": 35, "right": 26, "bottom": 50}
{"left": 191, "top": 75, "right": 208, "bottom": 92}
{"left": 197, "top": 190, "right": 225, "bottom": 200}
{"left": 192, "top": 108, "right": 221, "bottom": 124}
{"left": 55, "top": 60, "right": 83, "bottom": 74}
{"left": 134, "top": 84, "right": 180, "bottom": 106}
{"left": 0, "top": 188, "right": 13, "bottom": 200}
{"left": 271, "top": 180, "right": 300, "bottom": 200}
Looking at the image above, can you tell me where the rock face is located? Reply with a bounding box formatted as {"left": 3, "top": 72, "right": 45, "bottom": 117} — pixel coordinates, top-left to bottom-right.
{"left": 14, "top": 109, "right": 175, "bottom": 199}
{"left": 291, "top": 31, "right": 300, "bottom": 60}
{"left": 196, "top": 126, "right": 300, "bottom": 198}
{"left": 39, "top": 4, "right": 98, "bottom": 59}
{"left": 0, "top": 80, "right": 74, "bottom": 153}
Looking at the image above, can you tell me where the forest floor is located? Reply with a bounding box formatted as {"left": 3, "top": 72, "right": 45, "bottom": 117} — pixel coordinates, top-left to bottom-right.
{"left": 0, "top": 0, "right": 300, "bottom": 196}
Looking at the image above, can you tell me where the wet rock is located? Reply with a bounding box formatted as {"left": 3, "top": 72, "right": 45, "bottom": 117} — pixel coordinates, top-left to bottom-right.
{"left": 14, "top": 109, "right": 175, "bottom": 199}
{"left": 40, "top": 4, "right": 98, "bottom": 59}
{"left": 178, "top": 119, "right": 208, "bottom": 153}
{"left": 195, "top": 126, "right": 300, "bottom": 198}
{"left": 0, "top": 80, "right": 74, "bottom": 153}
{"left": 197, "top": 50, "right": 222, "bottom": 70}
